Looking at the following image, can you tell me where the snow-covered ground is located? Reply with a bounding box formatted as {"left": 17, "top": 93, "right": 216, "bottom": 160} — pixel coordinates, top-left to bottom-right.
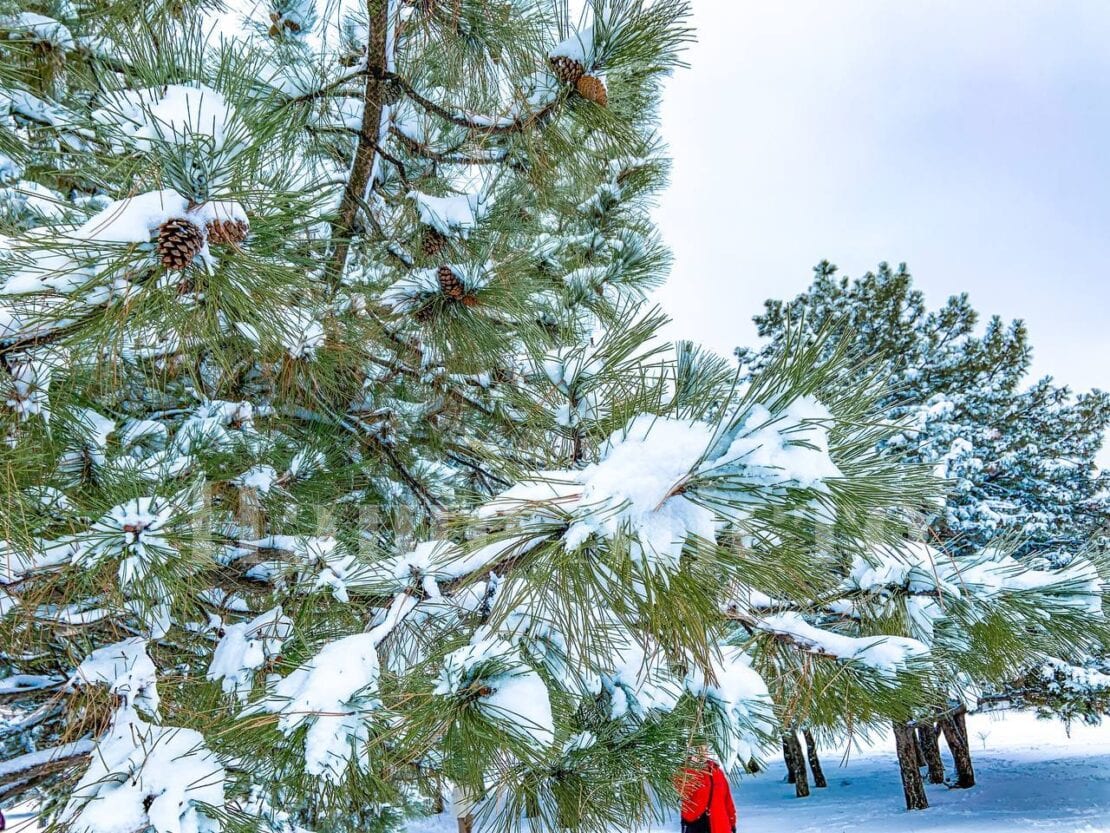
{"left": 5, "top": 711, "right": 1107, "bottom": 833}
{"left": 408, "top": 711, "right": 1110, "bottom": 833}
{"left": 719, "top": 711, "right": 1110, "bottom": 833}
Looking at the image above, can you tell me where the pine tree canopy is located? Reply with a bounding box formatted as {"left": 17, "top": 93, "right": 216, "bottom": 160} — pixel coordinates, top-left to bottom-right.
{"left": 0, "top": 5, "right": 1107, "bottom": 833}
{"left": 735, "top": 260, "right": 1110, "bottom": 725}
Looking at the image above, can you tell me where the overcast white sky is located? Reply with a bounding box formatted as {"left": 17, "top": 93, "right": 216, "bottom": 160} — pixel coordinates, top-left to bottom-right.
{"left": 652, "top": 0, "right": 1110, "bottom": 416}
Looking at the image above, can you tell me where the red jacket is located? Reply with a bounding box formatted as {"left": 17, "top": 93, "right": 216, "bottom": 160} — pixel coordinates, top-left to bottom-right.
{"left": 677, "top": 760, "right": 736, "bottom": 833}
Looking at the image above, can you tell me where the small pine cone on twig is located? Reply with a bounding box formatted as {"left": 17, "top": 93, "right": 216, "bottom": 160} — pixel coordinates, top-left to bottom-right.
{"left": 421, "top": 226, "right": 448, "bottom": 258}
{"left": 549, "top": 54, "right": 586, "bottom": 86}
{"left": 268, "top": 11, "right": 303, "bottom": 37}
{"left": 437, "top": 265, "right": 466, "bottom": 300}
{"left": 206, "top": 219, "right": 250, "bottom": 246}
{"left": 576, "top": 75, "right": 608, "bottom": 107}
{"left": 157, "top": 218, "right": 204, "bottom": 270}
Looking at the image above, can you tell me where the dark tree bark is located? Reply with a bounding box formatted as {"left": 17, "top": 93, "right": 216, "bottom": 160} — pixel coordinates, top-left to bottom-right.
{"left": 802, "top": 729, "right": 828, "bottom": 788}
{"left": 327, "top": 0, "right": 390, "bottom": 286}
{"left": 893, "top": 721, "right": 929, "bottom": 810}
{"left": 782, "top": 735, "right": 796, "bottom": 784}
{"left": 457, "top": 815, "right": 473, "bottom": 833}
{"left": 782, "top": 731, "right": 810, "bottom": 797}
{"left": 913, "top": 729, "right": 927, "bottom": 767}
{"left": 940, "top": 710, "right": 976, "bottom": 788}
{"left": 954, "top": 709, "right": 971, "bottom": 743}
{"left": 917, "top": 722, "right": 946, "bottom": 784}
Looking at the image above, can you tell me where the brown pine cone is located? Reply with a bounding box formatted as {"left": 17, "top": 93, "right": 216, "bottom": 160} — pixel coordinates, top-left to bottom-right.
{"left": 437, "top": 265, "right": 466, "bottom": 300}
{"left": 549, "top": 54, "right": 586, "bottom": 86}
{"left": 421, "top": 225, "right": 448, "bottom": 258}
{"left": 576, "top": 75, "right": 608, "bottom": 107}
{"left": 157, "top": 218, "right": 204, "bottom": 270}
{"left": 206, "top": 218, "right": 249, "bottom": 246}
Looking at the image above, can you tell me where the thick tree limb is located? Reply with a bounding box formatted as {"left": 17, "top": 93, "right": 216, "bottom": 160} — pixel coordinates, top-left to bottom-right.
{"left": 0, "top": 740, "right": 93, "bottom": 786}
{"left": 327, "top": 0, "right": 391, "bottom": 286}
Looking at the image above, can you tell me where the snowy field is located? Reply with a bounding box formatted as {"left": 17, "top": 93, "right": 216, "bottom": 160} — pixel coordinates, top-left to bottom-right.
{"left": 413, "top": 711, "right": 1109, "bottom": 833}
{"left": 717, "top": 711, "right": 1110, "bottom": 833}
{"left": 5, "top": 711, "right": 1107, "bottom": 833}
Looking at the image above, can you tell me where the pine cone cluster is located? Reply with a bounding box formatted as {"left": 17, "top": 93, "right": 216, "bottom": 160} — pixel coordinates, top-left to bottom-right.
{"left": 576, "top": 75, "right": 608, "bottom": 107}
{"left": 206, "top": 219, "right": 250, "bottom": 246}
{"left": 437, "top": 265, "right": 466, "bottom": 300}
{"left": 422, "top": 225, "right": 448, "bottom": 258}
{"left": 157, "top": 218, "right": 204, "bottom": 271}
{"left": 549, "top": 54, "right": 585, "bottom": 86}
{"left": 268, "top": 12, "right": 302, "bottom": 37}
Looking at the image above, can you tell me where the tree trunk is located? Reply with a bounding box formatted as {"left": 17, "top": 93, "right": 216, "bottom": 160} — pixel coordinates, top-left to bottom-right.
{"left": 802, "top": 729, "right": 827, "bottom": 788}
{"left": 327, "top": 0, "right": 391, "bottom": 285}
{"left": 940, "top": 711, "right": 976, "bottom": 788}
{"left": 892, "top": 721, "right": 929, "bottom": 810}
{"left": 783, "top": 731, "right": 810, "bottom": 797}
{"left": 913, "top": 729, "right": 927, "bottom": 767}
{"left": 917, "top": 723, "right": 945, "bottom": 784}
{"left": 432, "top": 778, "right": 445, "bottom": 814}
{"left": 452, "top": 785, "right": 477, "bottom": 833}
{"left": 782, "top": 735, "right": 796, "bottom": 783}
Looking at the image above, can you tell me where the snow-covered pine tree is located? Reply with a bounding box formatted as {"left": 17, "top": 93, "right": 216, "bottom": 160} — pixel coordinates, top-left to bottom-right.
{"left": 0, "top": 6, "right": 1106, "bottom": 833}
{"left": 733, "top": 261, "right": 1110, "bottom": 778}
{"left": 736, "top": 261, "right": 1110, "bottom": 561}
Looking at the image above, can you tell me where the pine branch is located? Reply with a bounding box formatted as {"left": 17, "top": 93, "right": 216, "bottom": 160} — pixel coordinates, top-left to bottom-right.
{"left": 384, "top": 71, "right": 561, "bottom": 135}
{"left": 0, "top": 740, "right": 94, "bottom": 787}
{"left": 327, "top": 0, "right": 392, "bottom": 286}
{"left": 390, "top": 126, "right": 510, "bottom": 166}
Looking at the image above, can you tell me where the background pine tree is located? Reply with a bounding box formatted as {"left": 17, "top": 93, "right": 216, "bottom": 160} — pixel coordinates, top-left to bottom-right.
{"left": 736, "top": 261, "right": 1110, "bottom": 727}
{"left": 736, "top": 261, "right": 1110, "bottom": 559}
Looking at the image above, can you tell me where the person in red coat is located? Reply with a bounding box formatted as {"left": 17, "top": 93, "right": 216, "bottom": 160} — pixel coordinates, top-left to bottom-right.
{"left": 675, "top": 746, "right": 736, "bottom": 833}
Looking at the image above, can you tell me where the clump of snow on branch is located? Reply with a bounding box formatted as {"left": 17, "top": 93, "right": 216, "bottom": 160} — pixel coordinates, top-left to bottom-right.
{"left": 80, "top": 496, "right": 178, "bottom": 586}
{"left": 306, "top": 536, "right": 363, "bottom": 603}
{"left": 233, "top": 464, "right": 279, "bottom": 494}
{"left": 69, "top": 638, "right": 160, "bottom": 714}
{"left": 64, "top": 708, "right": 225, "bottom": 833}
{"left": 409, "top": 191, "right": 487, "bottom": 238}
{"left": 383, "top": 263, "right": 492, "bottom": 313}
{"left": 4, "top": 354, "right": 55, "bottom": 421}
{"left": 564, "top": 415, "right": 716, "bottom": 569}
{"left": 278, "top": 307, "right": 326, "bottom": 360}
{"left": 484, "top": 397, "right": 844, "bottom": 574}
{"left": 757, "top": 612, "right": 928, "bottom": 677}
{"left": 434, "top": 636, "right": 555, "bottom": 748}
{"left": 250, "top": 593, "right": 416, "bottom": 781}
{"left": 958, "top": 548, "right": 1104, "bottom": 615}
{"left": 3, "top": 190, "right": 247, "bottom": 301}
{"left": 369, "top": 539, "right": 463, "bottom": 592}
{"left": 208, "top": 607, "right": 293, "bottom": 701}
{"left": 93, "top": 84, "right": 237, "bottom": 152}
{"left": 707, "top": 397, "right": 843, "bottom": 489}
{"left": 686, "top": 645, "right": 774, "bottom": 769}
{"left": 542, "top": 345, "right": 603, "bottom": 427}
{"left": 844, "top": 541, "right": 1105, "bottom": 641}
{"left": 549, "top": 28, "right": 595, "bottom": 68}
{"left": 0, "top": 12, "right": 74, "bottom": 49}
{"left": 584, "top": 632, "right": 682, "bottom": 719}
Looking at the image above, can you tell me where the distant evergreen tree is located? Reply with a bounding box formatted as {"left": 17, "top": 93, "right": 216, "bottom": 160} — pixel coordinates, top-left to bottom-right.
{"left": 737, "top": 261, "right": 1110, "bottom": 561}
{"left": 736, "top": 261, "right": 1110, "bottom": 728}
